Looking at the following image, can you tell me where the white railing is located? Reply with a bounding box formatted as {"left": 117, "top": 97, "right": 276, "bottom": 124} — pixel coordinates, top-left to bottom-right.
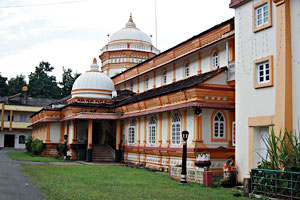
{"left": 101, "top": 43, "right": 160, "bottom": 55}
{"left": 227, "top": 62, "right": 235, "bottom": 81}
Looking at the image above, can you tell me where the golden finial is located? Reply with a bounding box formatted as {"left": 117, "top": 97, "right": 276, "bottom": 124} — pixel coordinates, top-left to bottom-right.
{"left": 93, "top": 58, "right": 97, "bottom": 64}
{"left": 129, "top": 12, "right": 133, "bottom": 22}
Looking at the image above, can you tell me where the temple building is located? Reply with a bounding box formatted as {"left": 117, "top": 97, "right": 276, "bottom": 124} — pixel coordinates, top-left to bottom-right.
{"left": 31, "top": 16, "right": 236, "bottom": 174}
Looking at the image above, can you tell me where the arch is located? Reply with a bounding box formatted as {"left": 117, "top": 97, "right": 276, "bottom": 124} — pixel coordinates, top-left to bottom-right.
{"left": 211, "top": 110, "right": 228, "bottom": 142}
{"left": 210, "top": 48, "right": 220, "bottom": 69}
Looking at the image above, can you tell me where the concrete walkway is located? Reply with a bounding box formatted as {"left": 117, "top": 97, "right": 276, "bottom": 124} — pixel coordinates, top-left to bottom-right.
{"left": 0, "top": 150, "right": 45, "bottom": 200}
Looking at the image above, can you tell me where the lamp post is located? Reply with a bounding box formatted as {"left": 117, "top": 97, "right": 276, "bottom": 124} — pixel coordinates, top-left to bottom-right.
{"left": 63, "top": 135, "right": 68, "bottom": 160}
{"left": 180, "top": 130, "right": 189, "bottom": 184}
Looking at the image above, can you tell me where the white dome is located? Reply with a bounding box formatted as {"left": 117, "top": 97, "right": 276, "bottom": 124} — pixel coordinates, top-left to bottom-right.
{"left": 71, "top": 59, "right": 115, "bottom": 100}
{"left": 108, "top": 15, "right": 152, "bottom": 44}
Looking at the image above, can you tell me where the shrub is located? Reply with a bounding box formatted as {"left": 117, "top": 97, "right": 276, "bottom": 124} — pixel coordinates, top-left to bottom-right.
{"left": 25, "top": 135, "right": 33, "bottom": 153}
{"left": 258, "top": 128, "right": 300, "bottom": 172}
{"left": 31, "top": 139, "right": 44, "bottom": 156}
{"left": 56, "top": 144, "right": 64, "bottom": 156}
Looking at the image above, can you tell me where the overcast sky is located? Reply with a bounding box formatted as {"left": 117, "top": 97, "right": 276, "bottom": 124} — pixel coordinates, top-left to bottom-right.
{"left": 0, "top": 0, "right": 234, "bottom": 81}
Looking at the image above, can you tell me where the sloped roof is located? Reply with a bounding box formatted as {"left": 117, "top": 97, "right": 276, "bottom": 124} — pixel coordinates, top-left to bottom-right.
{"left": 115, "top": 67, "right": 227, "bottom": 107}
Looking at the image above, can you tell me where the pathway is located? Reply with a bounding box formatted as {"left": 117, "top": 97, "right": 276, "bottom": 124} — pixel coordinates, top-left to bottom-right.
{"left": 0, "top": 149, "right": 45, "bottom": 200}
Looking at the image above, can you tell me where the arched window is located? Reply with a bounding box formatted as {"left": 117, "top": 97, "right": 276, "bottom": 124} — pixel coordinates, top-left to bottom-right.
{"left": 213, "top": 112, "right": 225, "bottom": 139}
{"left": 184, "top": 62, "right": 189, "bottom": 77}
{"left": 128, "top": 119, "right": 135, "bottom": 144}
{"left": 212, "top": 50, "right": 219, "bottom": 68}
{"left": 149, "top": 116, "right": 156, "bottom": 145}
{"left": 130, "top": 81, "right": 133, "bottom": 91}
{"left": 162, "top": 69, "right": 167, "bottom": 84}
{"left": 171, "top": 113, "right": 181, "bottom": 145}
{"left": 144, "top": 76, "right": 148, "bottom": 90}
{"left": 19, "top": 135, "right": 26, "bottom": 144}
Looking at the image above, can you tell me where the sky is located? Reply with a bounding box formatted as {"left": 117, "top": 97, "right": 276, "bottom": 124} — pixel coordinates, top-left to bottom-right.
{"left": 0, "top": 0, "right": 234, "bottom": 82}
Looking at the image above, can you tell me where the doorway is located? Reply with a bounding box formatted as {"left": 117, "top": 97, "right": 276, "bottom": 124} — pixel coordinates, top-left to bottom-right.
{"left": 4, "top": 134, "right": 15, "bottom": 148}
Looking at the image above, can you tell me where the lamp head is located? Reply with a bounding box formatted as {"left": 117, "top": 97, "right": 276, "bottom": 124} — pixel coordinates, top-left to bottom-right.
{"left": 182, "top": 130, "right": 189, "bottom": 141}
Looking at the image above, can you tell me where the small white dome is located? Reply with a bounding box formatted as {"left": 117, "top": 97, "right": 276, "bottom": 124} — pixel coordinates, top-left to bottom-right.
{"left": 108, "top": 15, "right": 152, "bottom": 44}
{"left": 71, "top": 59, "right": 115, "bottom": 100}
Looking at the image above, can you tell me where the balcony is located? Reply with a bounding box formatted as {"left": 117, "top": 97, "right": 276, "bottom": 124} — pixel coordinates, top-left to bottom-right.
{"left": 101, "top": 43, "right": 160, "bottom": 55}
{"left": 2, "top": 121, "right": 32, "bottom": 129}
{"left": 227, "top": 62, "right": 235, "bottom": 81}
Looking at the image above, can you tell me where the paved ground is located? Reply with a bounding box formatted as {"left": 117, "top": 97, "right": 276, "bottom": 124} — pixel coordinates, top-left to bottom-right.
{"left": 0, "top": 149, "right": 45, "bottom": 200}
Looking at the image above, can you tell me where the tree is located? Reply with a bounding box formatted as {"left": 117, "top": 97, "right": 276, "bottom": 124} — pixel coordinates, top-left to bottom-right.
{"left": 28, "top": 61, "right": 61, "bottom": 99}
{"left": 0, "top": 73, "right": 8, "bottom": 96}
{"left": 59, "top": 67, "right": 81, "bottom": 98}
{"left": 7, "top": 74, "right": 27, "bottom": 96}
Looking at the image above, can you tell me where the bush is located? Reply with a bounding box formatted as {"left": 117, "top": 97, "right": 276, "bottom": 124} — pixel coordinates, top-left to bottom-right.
{"left": 25, "top": 135, "right": 33, "bottom": 153}
{"left": 56, "top": 144, "right": 64, "bottom": 156}
{"left": 31, "top": 139, "right": 45, "bottom": 156}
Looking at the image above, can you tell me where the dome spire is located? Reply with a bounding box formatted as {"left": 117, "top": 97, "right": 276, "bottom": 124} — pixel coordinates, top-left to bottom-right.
{"left": 126, "top": 13, "right": 136, "bottom": 28}
{"left": 89, "top": 58, "right": 99, "bottom": 72}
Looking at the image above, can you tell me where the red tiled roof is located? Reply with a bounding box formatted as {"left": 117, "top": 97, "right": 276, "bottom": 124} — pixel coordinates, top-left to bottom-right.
{"left": 61, "top": 113, "right": 120, "bottom": 121}
{"left": 229, "top": 0, "right": 250, "bottom": 8}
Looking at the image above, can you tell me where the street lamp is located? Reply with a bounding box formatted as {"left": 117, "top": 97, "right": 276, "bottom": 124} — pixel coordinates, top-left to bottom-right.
{"left": 63, "top": 135, "right": 68, "bottom": 160}
{"left": 180, "top": 130, "right": 189, "bottom": 184}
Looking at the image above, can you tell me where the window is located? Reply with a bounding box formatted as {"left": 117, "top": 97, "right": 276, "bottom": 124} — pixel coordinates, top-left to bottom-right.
{"left": 212, "top": 51, "right": 218, "bottom": 68}
{"left": 7, "top": 115, "right": 14, "bottom": 121}
{"left": 162, "top": 69, "right": 167, "bottom": 84}
{"left": 149, "top": 116, "right": 156, "bottom": 145}
{"left": 144, "top": 76, "right": 148, "bottom": 90}
{"left": 130, "top": 81, "right": 133, "bottom": 91}
{"left": 255, "top": 3, "right": 268, "bottom": 27}
{"left": 20, "top": 114, "right": 28, "bottom": 122}
{"left": 184, "top": 62, "right": 189, "bottom": 77}
{"left": 253, "top": 56, "right": 273, "bottom": 88}
{"left": 232, "top": 122, "right": 236, "bottom": 146}
{"left": 128, "top": 119, "right": 135, "bottom": 144}
{"left": 257, "top": 61, "right": 269, "bottom": 84}
{"left": 253, "top": 0, "right": 272, "bottom": 32}
{"left": 171, "top": 113, "right": 181, "bottom": 145}
{"left": 19, "top": 135, "right": 26, "bottom": 144}
{"left": 213, "top": 112, "right": 226, "bottom": 139}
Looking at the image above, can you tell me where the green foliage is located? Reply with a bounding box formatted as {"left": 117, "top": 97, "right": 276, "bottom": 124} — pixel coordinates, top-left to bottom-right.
{"left": 31, "top": 139, "right": 45, "bottom": 156}
{"left": 258, "top": 128, "right": 300, "bottom": 172}
{"left": 0, "top": 73, "right": 8, "bottom": 96}
{"left": 56, "top": 144, "right": 65, "bottom": 156}
{"left": 59, "top": 67, "right": 81, "bottom": 98}
{"left": 7, "top": 74, "right": 27, "bottom": 96}
{"left": 25, "top": 135, "right": 33, "bottom": 153}
{"left": 28, "top": 61, "right": 61, "bottom": 99}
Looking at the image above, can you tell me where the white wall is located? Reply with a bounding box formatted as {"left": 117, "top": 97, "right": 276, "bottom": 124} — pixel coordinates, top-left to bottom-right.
{"left": 0, "top": 129, "right": 31, "bottom": 149}
{"left": 291, "top": 0, "right": 300, "bottom": 132}
{"left": 235, "top": 0, "right": 277, "bottom": 182}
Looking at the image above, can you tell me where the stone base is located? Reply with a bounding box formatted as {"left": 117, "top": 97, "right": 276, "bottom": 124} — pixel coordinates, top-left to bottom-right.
{"left": 170, "top": 167, "right": 205, "bottom": 184}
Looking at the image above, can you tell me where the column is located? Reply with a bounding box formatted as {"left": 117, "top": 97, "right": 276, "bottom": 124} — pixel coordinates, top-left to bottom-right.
{"left": 1, "top": 103, "right": 4, "bottom": 131}
{"left": 87, "top": 120, "right": 93, "bottom": 162}
{"left": 166, "top": 112, "right": 171, "bottom": 147}
{"left": 137, "top": 117, "right": 141, "bottom": 145}
{"left": 72, "top": 121, "right": 77, "bottom": 143}
{"left": 116, "top": 120, "right": 121, "bottom": 150}
{"left": 159, "top": 113, "right": 162, "bottom": 147}
{"left": 9, "top": 110, "right": 13, "bottom": 132}
{"left": 273, "top": 0, "right": 293, "bottom": 134}
{"left": 45, "top": 123, "right": 50, "bottom": 142}
{"left": 59, "top": 122, "right": 64, "bottom": 143}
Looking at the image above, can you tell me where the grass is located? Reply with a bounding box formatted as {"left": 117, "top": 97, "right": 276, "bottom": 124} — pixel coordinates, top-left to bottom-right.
{"left": 21, "top": 165, "right": 247, "bottom": 200}
{"left": 7, "top": 152, "right": 67, "bottom": 162}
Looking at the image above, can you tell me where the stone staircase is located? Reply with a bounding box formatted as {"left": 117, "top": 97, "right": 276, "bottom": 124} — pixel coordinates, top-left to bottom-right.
{"left": 92, "top": 144, "right": 115, "bottom": 162}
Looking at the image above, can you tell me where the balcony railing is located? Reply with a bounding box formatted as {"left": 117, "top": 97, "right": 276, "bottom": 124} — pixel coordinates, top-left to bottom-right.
{"left": 3, "top": 121, "right": 32, "bottom": 129}
{"left": 101, "top": 43, "right": 160, "bottom": 55}
{"left": 227, "top": 62, "right": 235, "bottom": 81}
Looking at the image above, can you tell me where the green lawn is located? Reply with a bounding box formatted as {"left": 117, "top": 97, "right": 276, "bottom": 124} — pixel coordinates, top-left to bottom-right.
{"left": 7, "top": 152, "right": 67, "bottom": 162}
{"left": 21, "top": 165, "right": 247, "bottom": 200}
